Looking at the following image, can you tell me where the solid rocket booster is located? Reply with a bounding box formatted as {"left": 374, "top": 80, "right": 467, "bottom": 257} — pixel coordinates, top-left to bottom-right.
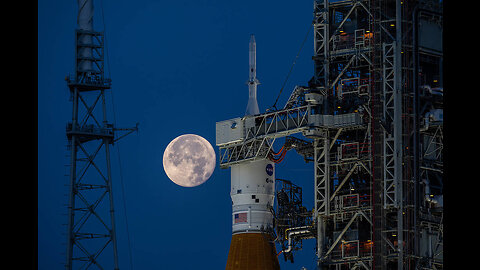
{"left": 245, "top": 34, "right": 260, "bottom": 116}
{"left": 226, "top": 35, "right": 279, "bottom": 269}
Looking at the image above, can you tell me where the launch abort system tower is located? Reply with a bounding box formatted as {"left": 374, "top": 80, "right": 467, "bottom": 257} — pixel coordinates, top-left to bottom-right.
{"left": 216, "top": 0, "right": 443, "bottom": 269}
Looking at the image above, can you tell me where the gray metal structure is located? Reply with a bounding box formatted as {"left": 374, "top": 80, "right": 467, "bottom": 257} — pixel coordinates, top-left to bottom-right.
{"left": 64, "top": 1, "right": 137, "bottom": 269}
{"left": 216, "top": 0, "right": 443, "bottom": 269}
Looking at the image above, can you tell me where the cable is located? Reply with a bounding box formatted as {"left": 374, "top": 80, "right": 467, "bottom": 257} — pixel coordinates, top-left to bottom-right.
{"left": 114, "top": 140, "right": 135, "bottom": 270}
{"left": 270, "top": 147, "right": 287, "bottom": 163}
{"left": 271, "top": 145, "right": 285, "bottom": 156}
{"left": 277, "top": 250, "right": 283, "bottom": 257}
{"left": 100, "top": 0, "right": 134, "bottom": 269}
{"left": 271, "top": 22, "right": 312, "bottom": 111}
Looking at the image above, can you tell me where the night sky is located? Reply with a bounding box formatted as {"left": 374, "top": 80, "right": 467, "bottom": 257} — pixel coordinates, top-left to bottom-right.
{"left": 38, "top": 0, "right": 321, "bottom": 269}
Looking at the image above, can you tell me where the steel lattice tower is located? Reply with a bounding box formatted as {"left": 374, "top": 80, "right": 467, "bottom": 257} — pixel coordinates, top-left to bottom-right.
{"left": 216, "top": 0, "right": 443, "bottom": 269}
{"left": 64, "top": 1, "right": 136, "bottom": 269}
{"left": 310, "top": 0, "right": 443, "bottom": 269}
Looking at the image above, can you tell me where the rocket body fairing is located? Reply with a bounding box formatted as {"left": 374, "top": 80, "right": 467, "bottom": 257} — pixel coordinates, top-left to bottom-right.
{"left": 226, "top": 159, "right": 279, "bottom": 270}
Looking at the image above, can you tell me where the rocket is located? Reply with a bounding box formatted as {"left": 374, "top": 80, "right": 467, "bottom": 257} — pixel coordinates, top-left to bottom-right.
{"left": 225, "top": 161, "right": 280, "bottom": 270}
{"left": 245, "top": 34, "right": 260, "bottom": 116}
{"left": 226, "top": 35, "right": 280, "bottom": 270}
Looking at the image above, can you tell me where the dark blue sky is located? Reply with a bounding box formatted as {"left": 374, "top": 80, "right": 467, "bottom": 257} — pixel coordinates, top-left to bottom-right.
{"left": 38, "top": 0, "right": 319, "bottom": 269}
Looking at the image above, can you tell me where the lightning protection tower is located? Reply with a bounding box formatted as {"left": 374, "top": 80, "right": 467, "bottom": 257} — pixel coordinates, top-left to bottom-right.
{"left": 64, "top": 1, "right": 137, "bottom": 269}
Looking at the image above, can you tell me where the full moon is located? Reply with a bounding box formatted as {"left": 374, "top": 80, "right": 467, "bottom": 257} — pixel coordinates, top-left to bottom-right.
{"left": 163, "top": 134, "right": 216, "bottom": 187}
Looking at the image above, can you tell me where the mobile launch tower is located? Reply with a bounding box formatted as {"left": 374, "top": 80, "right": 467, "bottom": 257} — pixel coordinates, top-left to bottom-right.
{"left": 216, "top": 0, "right": 443, "bottom": 269}
{"left": 63, "top": 0, "right": 136, "bottom": 269}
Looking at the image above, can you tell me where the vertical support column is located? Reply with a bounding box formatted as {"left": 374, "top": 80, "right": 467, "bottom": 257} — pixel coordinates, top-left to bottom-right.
{"left": 101, "top": 90, "right": 119, "bottom": 270}
{"left": 394, "top": 1, "right": 404, "bottom": 268}
{"left": 313, "top": 0, "right": 330, "bottom": 107}
{"left": 382, "top": 42, "right": 397, "bottom": 208}
{"left": 412, "top": 6, "right": 420, "bottom": 261}
{"left": 314, "top": 131, "right": 329, "bottom": 266}
{"left": 104, "top": 141, "right": 119, "bottom": 270}
{"left": 65, "top": 87, "right": 78, "bottom": 270}
{"left": 381, "top": 1, "right": 404, "bottom": 267}
{"left": 383, "top": 40, "right": 404, "bottom": 268}
{"left": 372, "top": 2, "right": 386, "bottom": 269}
{"left": 65, "top": 138, "right": 76, "bottom": 270}
{"left": 312, "top": 11, "right": 332, "bottom": 263}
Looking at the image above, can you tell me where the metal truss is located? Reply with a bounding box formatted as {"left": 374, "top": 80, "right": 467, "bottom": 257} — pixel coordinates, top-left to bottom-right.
{"left": 65, "top": 85, "right": 119, "bottom": 270}
{"left": 379, "top": 1, "right": 406, "bottom": 265}
{"left": 323, "top": 209, "right": 372, "bottom": 261}
{"left": 218, "top": 105, "right": 311, "bottom": 167}
{"left": 314, "top": 135, "right": 330, "bottom": 217}
{"left": 382, "top": 43, "right": 400, "bottom": 209}
{"left": 217, "top": 104, "right": 363, "bottom": 168}
{"left": 310, "top": 1, "right": 376, "bottom": 269}
{"left": 218, "top": 137, "right": 272, "bottom": 168}
{"left": 421, "top": 125, "right": 443, "bottom": 167}
{"left": 313, "top": 0, "right": 329, "bottom": 88}
{"left": 245, "top": 105, "right": 310, "bottom": 140}
{"left": 314, "top": 127, "right": 374, "bottom": 268}
{"left": 418, "top": 92, "right": 443, "bottom": 270}
{"left": 275, "top": 179, "right": 314, "bottom": 262}
{"left": 64, "top": 27, "right": 137, "bottom": 270}
{"left": 313, "top": 134, "right": 331, "bottom": 263}
{"left": 215, "top": 1, "right": 443, "bottom": 269}
{"left": 70, "top": 29, "right": 110, "bottom": 88}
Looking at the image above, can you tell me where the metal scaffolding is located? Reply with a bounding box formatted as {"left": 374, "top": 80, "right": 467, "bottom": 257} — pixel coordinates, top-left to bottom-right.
{"left": 216, "top": 0, "right": 442, "bottom": 269}
{"left": 64, "top": 26, "right": 120, "bottom": 270}
{"left": 63, "top": 1, "right": 137, "bottom": 269}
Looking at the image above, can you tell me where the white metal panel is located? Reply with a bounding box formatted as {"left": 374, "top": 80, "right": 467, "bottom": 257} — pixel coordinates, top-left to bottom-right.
{"left": 216, "top": 117, "right": 244, "bottom": 146}
{"left": 230, "top": 159, "right": 275, "bottom": 233}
